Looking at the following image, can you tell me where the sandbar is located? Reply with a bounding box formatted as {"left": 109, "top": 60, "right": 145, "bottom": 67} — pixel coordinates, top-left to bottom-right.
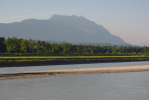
{"left": 0, "top": 65, "right": 149, "bottom": 80}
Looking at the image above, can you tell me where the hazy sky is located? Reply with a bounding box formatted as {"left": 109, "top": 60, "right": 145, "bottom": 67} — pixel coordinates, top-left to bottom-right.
{"left": 1, "top": 0, "right": 149, "bottom": 45}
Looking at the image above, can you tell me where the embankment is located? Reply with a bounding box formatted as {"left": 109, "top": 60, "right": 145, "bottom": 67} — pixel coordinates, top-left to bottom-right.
{"left": 1, "top": 59, "right": 149, "bottom": 67}
{"left": 0, "top": 65, "right": 149, "bottom": 80}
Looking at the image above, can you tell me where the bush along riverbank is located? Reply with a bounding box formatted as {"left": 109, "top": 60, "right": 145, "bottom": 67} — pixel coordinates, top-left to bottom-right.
{"left": 1, "top": 57, "right": 149, "bottom": 67}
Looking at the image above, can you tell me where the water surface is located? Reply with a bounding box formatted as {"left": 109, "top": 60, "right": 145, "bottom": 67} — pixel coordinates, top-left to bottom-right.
{"left": 0, "top": 61, "right": 149, "bottom": 100}
{"left": 1, "top": 61, "right": 149, "bottom": 73}
{"left": 0, "top": 71, "right": 149, "bottom": 100}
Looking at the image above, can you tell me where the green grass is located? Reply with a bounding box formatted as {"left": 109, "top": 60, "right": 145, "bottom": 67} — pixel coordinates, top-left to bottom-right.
{"left": 0, "top": 56, "right": 149, "bottom": 63}
{"left": 0, "top": 53, "right": 134, "bottom": 56}
{"left": 0, "top": 55, "right": 149, "bottom": 62}
{"left": 1, "top": 55, "right": 149, "bottom": 66}
{"left": 0, "top": 55, "right": 148, "bottom": 59}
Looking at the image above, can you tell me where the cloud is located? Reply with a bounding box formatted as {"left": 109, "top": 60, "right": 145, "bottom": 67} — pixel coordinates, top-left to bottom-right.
{"left": 0, "top": 9, "right": 79, "bottom": 20}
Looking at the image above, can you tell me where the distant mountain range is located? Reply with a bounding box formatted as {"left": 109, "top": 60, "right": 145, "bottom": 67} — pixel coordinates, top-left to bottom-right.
{"left": 139, "top": 41, "right": 149, "bottom": 46}
{"left": 0, "top": 15, "right": 130, "bottom": 45}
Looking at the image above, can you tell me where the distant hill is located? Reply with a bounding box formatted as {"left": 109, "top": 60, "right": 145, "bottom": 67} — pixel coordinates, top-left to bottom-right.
{"left": 139, "top": 41, "right": 149, "bottom": 46}
{"left": 0, "top": 15, "right": 130, "bottom": 45}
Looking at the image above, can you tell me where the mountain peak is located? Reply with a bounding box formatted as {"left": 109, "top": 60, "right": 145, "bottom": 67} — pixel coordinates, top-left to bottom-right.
{"left": 51, "top": 14, "right": 61, "bottom": 18}
{"left": 51, "top": 15, "right": 86, "bottom": 20}
{"left": 0, "top": 14, "right": 128, "bottom": 45}
{"left": 80, "top": 15, "right": 85, "bottom": 18}
{"left": 71, "top": 15, "right": 86, "bottom": 19}
{"left": 50, "top": 14, "right": 69, "bottom": 19}
{"left": 20, "top": 19, "right": 38, "bottom": 23}
{"left": 71, "top": 15, "right": 84, "bottom": 18}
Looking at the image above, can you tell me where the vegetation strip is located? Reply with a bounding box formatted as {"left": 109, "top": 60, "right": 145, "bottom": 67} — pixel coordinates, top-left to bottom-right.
{"left": 1, "top": 65, "right": 149, "bottom": 80}
{"left": 1, "top": 37, "right": 149, "bottom": 55}
{"left": 0, "top": 56, "right": 148, "bottom": 58}
{"left": 1, "top": 59, "right": 149, "bottom": 67}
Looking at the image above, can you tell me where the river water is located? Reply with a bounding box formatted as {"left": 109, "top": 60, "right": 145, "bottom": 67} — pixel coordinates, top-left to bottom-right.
{"left": 0, "top": 61, "right": 149, "bottom": 100}
{"left": 1, "top": 61, "right": 149, "bottom": 73}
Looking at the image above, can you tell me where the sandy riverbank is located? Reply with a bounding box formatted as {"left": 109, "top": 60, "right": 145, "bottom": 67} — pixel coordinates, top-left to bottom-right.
{"left": 0, "top": 65, "right": 149, "bottom": 80}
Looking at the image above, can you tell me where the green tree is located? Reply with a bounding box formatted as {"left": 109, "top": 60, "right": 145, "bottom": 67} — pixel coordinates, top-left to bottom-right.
{"left": 28, "top": 39, "right": 35, "bottom": 53}
{"left": 77, "top": 46, "right": 80, "bottom": 53}
{"left": 4, "top": 37, "right": 21, "bottom": 53}
{"left": 89, "top": 45, "right": 94, "bottom": 54}
{"left": 36, "top": 40, "right": 41, "bottom": 52}
{"left": 4, "top": 37, "right": 12, "bottom": 53}
{"left": 108, "top": 46, "right": 112, "bottom": 53}
{"left": 60, "top": 42, "right": 71, "bottom": 53}
{"left": 143, "top": 46, "right": 147, "bottom": 54}
{"left": 45, "top": 42, "right": 50, "bottom": 53}
{"left": 20, "top": 39, "right": 28, "bottom": 53}
{"left": 51, "top": 46, "right": 59, "bottom": 53}
{"left": 41, "top": 41, "right": 46, "bottom": 52}
{"left": 112, "top": 45, "right": 117, "bottom": 54}
{"left": 0, "top": 37, "right": 6, "bottom": 53}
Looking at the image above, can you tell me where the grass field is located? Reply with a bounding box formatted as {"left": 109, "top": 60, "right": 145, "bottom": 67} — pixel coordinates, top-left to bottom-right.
{"left": 1, "top": 54, "right": 149, "bottom": 67}
{"left": 0, "top": 55, "right": 149, "bottom": 59}
{"left": 1, "top": 55, "right": 149, "bottom": 61}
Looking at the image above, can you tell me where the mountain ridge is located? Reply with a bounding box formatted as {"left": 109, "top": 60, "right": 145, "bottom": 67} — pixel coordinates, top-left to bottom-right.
{"left": 0, "top": 15, "right": 130, "bottom": 45}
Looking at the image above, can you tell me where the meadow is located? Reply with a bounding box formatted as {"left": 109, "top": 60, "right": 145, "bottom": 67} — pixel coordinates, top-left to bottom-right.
{"left": 1, "top": 53, "right": 149, "bottom": 67}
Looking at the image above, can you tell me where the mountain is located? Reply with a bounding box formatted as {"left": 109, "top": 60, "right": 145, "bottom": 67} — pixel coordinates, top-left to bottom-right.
{"left": 0, "top": 15, "right": 129, "bottom": 45}
{"left": 139, "top": 41, "right": 149, "bottom": 46}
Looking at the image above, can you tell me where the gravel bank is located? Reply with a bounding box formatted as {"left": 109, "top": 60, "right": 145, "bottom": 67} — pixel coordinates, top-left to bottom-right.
{"left": 0, "top": 65, "right": 149, "bottom": 80}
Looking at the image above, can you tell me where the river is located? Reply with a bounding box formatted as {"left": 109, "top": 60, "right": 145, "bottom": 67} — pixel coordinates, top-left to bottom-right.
{"left": 0, "top": 61, "right": 149, "bottom": 100}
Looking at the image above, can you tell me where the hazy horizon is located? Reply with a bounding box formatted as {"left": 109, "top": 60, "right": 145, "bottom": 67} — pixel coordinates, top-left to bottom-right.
{"left": 1, "top": 0, "right": 149, "bottom": 45}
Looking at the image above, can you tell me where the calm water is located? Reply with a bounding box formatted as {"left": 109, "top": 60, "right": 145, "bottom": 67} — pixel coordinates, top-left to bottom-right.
{"left": 1, "top": 61, "right": 149, "bottom": 73}
{"left": 0, "top": 61, "right": 149, "bottom": 100}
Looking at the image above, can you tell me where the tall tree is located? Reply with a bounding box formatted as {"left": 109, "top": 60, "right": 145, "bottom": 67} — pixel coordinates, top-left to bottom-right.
{"left": 108, "top": 46, "right": 112, "bottom": 53}
{"left": 60, "top": 42, "right": 71, "bottom": 53}
{"left": 20, "top": 39, "right": 28, "bottom": 53}
{"left": 51, "top": 45, "right": 59, "bottom": 53}
{"left": 4, "top": 37, "right": 21, "bottom": 53}
{"left": 89, "top": 45, "right": 94, "bottom": 54}
{"left": 28, "top": 39, "right": 35, "bottom": 53}
{"left": 4, "top": 37, "right": 12, "bottom": 53}
{"left": 41, "top": 41, "right": 45, "bottom": 52}
{"left": 0, "top": 37, "right": 6, "bottom": 53}
{"left": 12, "top": 37, "right": 22, "bottom": 52}
{"left": 143, "top": 46, "right": 147, "bottom": 54}
{"left": 45, "top": 42, "right": 50, "bottom": 52}
{"left": 112, "top": 45, "right": 117, "bottom": 54}
{"left": 36, "top": 40, "right": 41, "bottom": 52}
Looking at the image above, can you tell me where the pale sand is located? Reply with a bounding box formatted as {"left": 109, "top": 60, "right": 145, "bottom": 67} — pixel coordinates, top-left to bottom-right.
{"left": 0, "top": 65, "right": 149, "bottom": 80}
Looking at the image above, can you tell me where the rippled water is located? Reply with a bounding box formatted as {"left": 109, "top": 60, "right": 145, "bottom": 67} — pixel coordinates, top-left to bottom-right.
{"left": 0, "top": 61, "right": 149, "bottom": 100}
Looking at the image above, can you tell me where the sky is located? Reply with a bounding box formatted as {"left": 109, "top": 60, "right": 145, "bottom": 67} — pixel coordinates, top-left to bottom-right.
{"left": 0, "top": 0, "right": 149, "bottom": 45}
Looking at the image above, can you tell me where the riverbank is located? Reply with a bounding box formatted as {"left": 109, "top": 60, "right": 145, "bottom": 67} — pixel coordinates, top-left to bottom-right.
{"left": 0, "top": 65, "right": 149, "bottom": 80}
{"left": 1, "top": 55, "right": 149, "bottom": 67}
{"left": 1, "top": 59, "right": 149, "bottom": 67}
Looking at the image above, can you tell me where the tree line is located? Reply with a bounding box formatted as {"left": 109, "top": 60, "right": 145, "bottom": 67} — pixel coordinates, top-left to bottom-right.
{"left": 0, "top": 37, "right": 149, "bottom": 54}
